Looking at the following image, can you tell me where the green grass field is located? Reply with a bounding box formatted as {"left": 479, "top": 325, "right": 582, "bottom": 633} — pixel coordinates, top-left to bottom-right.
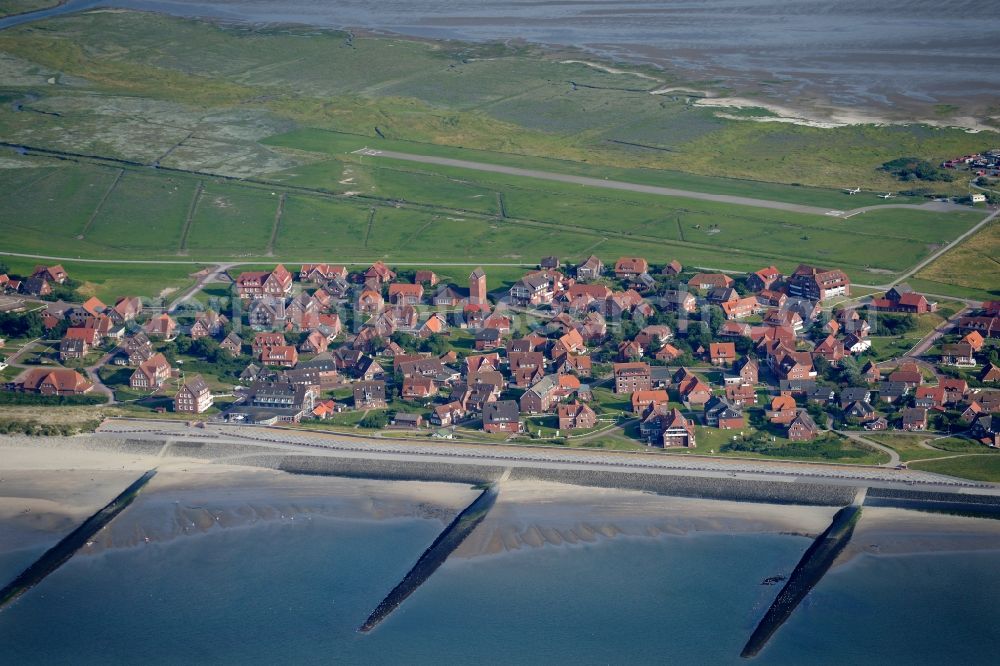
{"left": 910, "top": 455, "right": 1000, "bottom": 483}
{"left": 1, "top": 154, "right": 985, "bottom": 288}
{"left": 0, "top": 10, "right": 995, "bottom": 298}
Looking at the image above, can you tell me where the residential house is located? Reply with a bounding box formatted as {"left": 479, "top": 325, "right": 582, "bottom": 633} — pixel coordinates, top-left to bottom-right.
{"left": 980, "top": 363, "right": 1000, "bottom": 383}
{"left": 225, "top": 380, "right": 317, "bottom": 424}
{"left": 662, "top": 260, "right": 683, "bottom": 276}
{"left": 746, "top": 266, "right": 781, "bottom": 292}
{"left": 299, "top": 263, "right": 347, "bottom": 283}
{"left": 558, "top": 401, "right": 597, "bottom": 430}
{"left": 725, "top": 383, "right": 757, "bottom": 407}
{"left": 220, "top": 332, "right": 243, "bottom": 356}
{"left": 869, "top": 284, "right": 933, "bottom": 314}
{"left": 261, "top": 345, "right": 298, "bottom": 368}
{"left": 640, "top": 405, "right": 696, "bottom": 448}
{"left": 958, "top": 316, "right": 1000, "bottom": 338}
{"left": 174, "top": 374, "right": 213, "bottom": 413}
{"left": 414, "top": 270, "right": 439, "bottom": 286}
{"left": 901, "top": 407, "right": 928, "bottom": 431}
{"left": 126, "top": 332, "right": 153, "bottom": 365}
{"left": 356, "top": 289, "right": 384, "bottom": 315}
{"left": 708, "top": 342, "right": 737, "bottom": 366}
{"left": 59, "top": 335, "right": 89, "bottom": 361}
{"left": 970, "top": 414, "right": 1000, "bottom": 447}
{"left": 144, "top": 313, "right": 177, "bottom": 340}
{"left": 787, "top": 264, "right": 850, "bottom": 301}
{"left": 704, "top": 397, "right": 744, "bottom": 429}
{"left": 14, "top": 368, "right": 93, "bottom": 395}
{"left": 721, "top": 296, "right": 764, "bottom": 320}
{"left": 483, "top": 400, "right": 522, "bottom": 433}
{"left": 962, "top": 330, "right": 985, "bottom": 352}
{"left": 661, "top": 289, "right": 697, "bottom": 314}
{"left": 941, "top": 342, "right": 976, "bottom": 367}
{"left": 613, "top": 362, "right": 651, "bottom": 394}
{"left": 431, "top": 401, "right": 466, "bottom": 427}
{"left": 418, "top": 313, "right": 448, "bottom": 338}
{"left": 520, "top": 375, "right": 561, "bottom": 414}
{"left": 888, "top": 362, "right": 923, "bottom": 387}
{"left": 474, "top": 328, "right": 503, "bottom": 351}
{"left": 402, "top": 376, "right": 437, "bottom": 400}
{"left": 614, "top": 257, "right": 649, "bottom": 280}
{"left": 787, "top": 410, "right": 819, "bottom": 441}
{"left": 300, "top": 330, "right": 329, "bottom": 354}
{"left": 576, "top": 255, "right": 604, "bottom": 280}
{"left": 509, "top": 273, "right": 553, "bottom": 306}
{"left": 388, "top": 283, "right": 424, "bottom": 306}
{"left": 130, "top": 353, "right": 171, "bottom": 390}
{"left": 21, "top": 277, "right": 51, "bottom": 297}
{"left": 32, "top": 264, "right": 68, "bottom": 284}
{"left": 110, "top": 296, "right": 142, "bottom": 324}
{"left": 631, "top": 389, "right": 670, "bottom": 414}
{"left": 813, "top": 335, "right": 846, "bottom": 364}
{"left": 235, "top": 264, "right": 292, "bottom": 299}
{"left": 677, "top": 372, "right": 712, "bottom": 408}
{"left": 353, "top": 381, "right": 387, "bottom": 409}
{"left": 736, "top": 357, "right": 759, "bottom": 385}
{"left": 687, "top": 273, "right": 734, "bottom": 291}
{"left": 364, "top": 261, "right": 396, "bottom": 286}
{"left": 768, "top": 392, "right": 798, "bottom": 424}
{"left": 253, "top": 333, "right": 286, "bottom": 357}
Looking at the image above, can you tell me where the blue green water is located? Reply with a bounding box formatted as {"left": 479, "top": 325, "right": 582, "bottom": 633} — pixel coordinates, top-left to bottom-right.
{"left": 0, "top": 517, "right": 997, "bottom": 664}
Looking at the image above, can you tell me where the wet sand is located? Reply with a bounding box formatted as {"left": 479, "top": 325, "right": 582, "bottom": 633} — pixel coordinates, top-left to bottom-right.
{"left": 840, "top": 506, "right": 1000, "bottom": 562}
{"left": 455, "top": 480, "right": 837, "bottom": 558}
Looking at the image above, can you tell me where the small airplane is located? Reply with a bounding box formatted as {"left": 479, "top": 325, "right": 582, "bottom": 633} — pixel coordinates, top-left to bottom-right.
{"left": 878, "top": 193, "right": 896, "bottom": 199}
{"left": 844, "top": 187, "right": 861, "bottom": 195}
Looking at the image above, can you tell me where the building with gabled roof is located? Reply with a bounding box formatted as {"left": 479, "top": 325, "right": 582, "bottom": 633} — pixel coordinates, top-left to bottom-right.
{"left": 174, "top": 374, "right": 213, "bottom": 413}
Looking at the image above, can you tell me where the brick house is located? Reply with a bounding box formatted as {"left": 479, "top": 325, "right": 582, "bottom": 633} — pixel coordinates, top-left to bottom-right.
{"left": 402, "top": 376, "right": 437, "bottom": 400}
{"left": 261, "top": 345, "right": 298, "bottom": 368}
{"left": 130, "top": 353, "right": 171, "bottom": 390}
{"left": 746, "top": 266, "right": 781, "bottom": 292}
{"left": 576, "top": 255, "right": 604, "bottom": 280}
{"left": 787, "top": 264, "right": 850, "bottom": 300}
{"left": 14, "top": 368, "right": 93, "bottom": 395}
{"left": 519, "top": 375, "right": 561, "bottom": 414}
{"left": 614, "top": 257, "right": 648, "bottom": 280}
{"left": 901, "top": 407, "right": 928, "bottom": 431}
{"left": 558, "top": 401, "right": 597, "bottom": 430}
{"left": 708, "top": 342, "right": 737, "bottom": 366}
{"left": 483, "top": 400, "right": 522, "bottom": 433}
{"left": 353, "top": 380, "right": 387, "bottom": 409}
{"left": 174, "top": 374, "right": 213, "bottom": 413}
{"left": 613, "top": 362, "right": 651, "bottom": 394}
{"left": 687, "top": 273, "right": 734, "bottom": 291}
{"left": 388, "top": 283, "right": 424, "bottom": 306}
{"left": 787, "top": 410, "right": 819, "bottom": 441}
{"left": 640, "top": 405, "right": 696, "bottom": 448}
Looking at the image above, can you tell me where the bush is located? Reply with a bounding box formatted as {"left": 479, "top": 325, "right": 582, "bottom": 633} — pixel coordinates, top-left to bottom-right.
{"left": 879, "top": 157, "right": 953, "bottom": 183}
{"left": 360, "top": 411, "right": 390, "bottom": 429}
{"left": 0, "top": 391, "right": 106, "bottom": 406}
{"left": 0, "top": 418, "right": 101, "bottom": 436}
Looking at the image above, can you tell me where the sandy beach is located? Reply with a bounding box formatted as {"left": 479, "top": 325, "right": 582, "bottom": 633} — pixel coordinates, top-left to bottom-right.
{"left": 840, "top": 506, "right": 1000, "bottom": 563}
{"left": 0, "top": 437, "right": 478, "bottom": 556}
{"left": 455, "top": 480, "right": 838, "bottom": 558}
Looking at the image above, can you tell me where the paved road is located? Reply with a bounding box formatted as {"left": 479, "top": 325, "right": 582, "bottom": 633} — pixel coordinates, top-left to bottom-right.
{"left": 167, "top": 262, "right": 236, "bottom": 313}
{"left": 355, "top": 148, "right": 987, "bottom": 220}
{"left": 96, "top": 418, "right": 995, "bottom": 491}
{"left": 906, "top": 305, "right": 971, "bottom": 358}
{"left": 83, "top": 347, "right": 119, "bottom": 405}
{"left": 837, "top": 430, "right": 900, "bottom": 468}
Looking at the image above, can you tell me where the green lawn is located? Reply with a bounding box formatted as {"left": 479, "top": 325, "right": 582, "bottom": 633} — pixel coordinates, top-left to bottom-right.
{"left": 910, "top": 455, "right": 1000, "bottom": 483}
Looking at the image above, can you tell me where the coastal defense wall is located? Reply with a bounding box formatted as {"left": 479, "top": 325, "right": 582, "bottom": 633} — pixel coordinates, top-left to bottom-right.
{"left": 268, "top": 454, "right": 857, "bottom": 506}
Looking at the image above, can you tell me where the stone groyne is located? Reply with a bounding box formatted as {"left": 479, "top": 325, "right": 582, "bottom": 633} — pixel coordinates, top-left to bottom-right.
{"left": 0, "top": 469, "right": 157, "bottom": 611}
